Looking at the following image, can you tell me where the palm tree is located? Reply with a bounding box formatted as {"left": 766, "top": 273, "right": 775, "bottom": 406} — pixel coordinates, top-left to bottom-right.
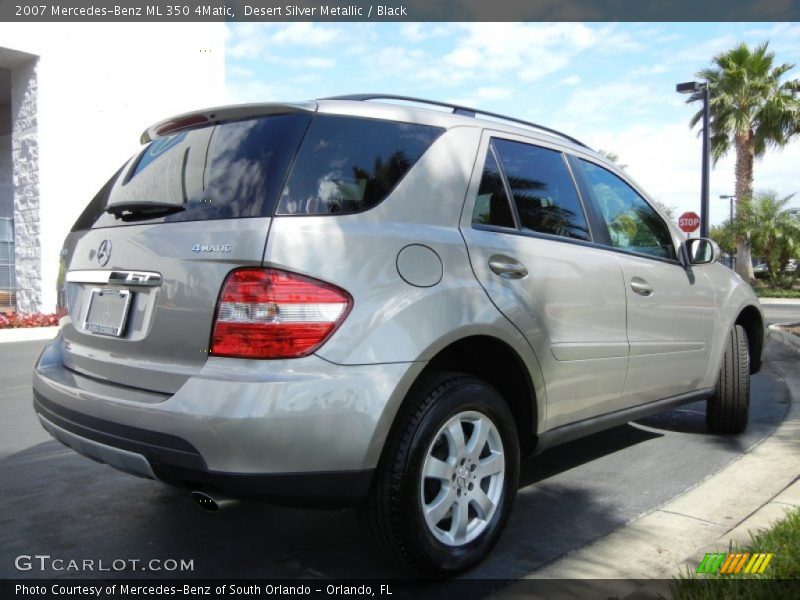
{"left": 735, "top": 191, "right": 800, "bottom": 288}
{"left": 686, "top": 41, "right": 800, "bottom": 281}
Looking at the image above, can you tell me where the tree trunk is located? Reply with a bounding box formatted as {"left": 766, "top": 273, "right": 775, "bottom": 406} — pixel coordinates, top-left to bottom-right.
{"left": 734, "top": 131, "right": 755, "bottom": 281}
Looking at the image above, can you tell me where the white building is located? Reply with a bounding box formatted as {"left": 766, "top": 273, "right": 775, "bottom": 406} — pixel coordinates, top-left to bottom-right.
{"left": 0, "top": 23, "right": 226, "bottom": 313}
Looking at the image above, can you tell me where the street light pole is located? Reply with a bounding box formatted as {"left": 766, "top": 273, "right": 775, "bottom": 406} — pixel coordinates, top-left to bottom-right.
{"left": 700, "top": 84, "right": 710, "bottom": 238}
{"left": 720, "top": 194, "right": 735, "bottom": 225}
{"left": 720, "top": 194, "right": 736, "bottom": 270}
{"left": 677, "top": 81, "right": 711, "bottom": 238}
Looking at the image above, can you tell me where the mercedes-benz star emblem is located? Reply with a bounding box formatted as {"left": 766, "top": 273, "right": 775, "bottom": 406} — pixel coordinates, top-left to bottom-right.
{"left": 97, "top": 240, "right": 112, "bottom": 267}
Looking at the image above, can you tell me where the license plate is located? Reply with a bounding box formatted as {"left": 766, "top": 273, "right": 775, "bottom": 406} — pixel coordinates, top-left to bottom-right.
{"left": 83, "top": 289, "right": 132, "bottom": 337}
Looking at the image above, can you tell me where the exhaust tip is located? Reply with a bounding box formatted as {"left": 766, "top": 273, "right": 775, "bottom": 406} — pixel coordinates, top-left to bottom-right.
{"left": 190, "top": 490, "right": 243, "bottom": 512}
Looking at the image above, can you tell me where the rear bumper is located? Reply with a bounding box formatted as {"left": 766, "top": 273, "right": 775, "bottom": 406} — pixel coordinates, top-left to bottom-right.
{"left": 33, "top": 338, "right": 419, "bottom": 505}
{"left": 35, "top": 402, "right": 371, "bottom": 506}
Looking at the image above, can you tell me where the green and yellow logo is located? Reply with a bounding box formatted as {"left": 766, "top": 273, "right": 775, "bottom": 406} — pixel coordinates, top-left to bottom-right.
{"left": 697, "top": 552, "right": 774, "bottom": 575}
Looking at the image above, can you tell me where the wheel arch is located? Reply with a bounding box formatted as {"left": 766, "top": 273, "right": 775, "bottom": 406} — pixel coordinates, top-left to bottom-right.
{"left": 422, "top": 336, "right": 537, "bottom": 457}
{"left": 367, "top": 334, "right": 540, "bottom": 469}
{"left": 735, "top": 304, "right": 764, "bottom": 374}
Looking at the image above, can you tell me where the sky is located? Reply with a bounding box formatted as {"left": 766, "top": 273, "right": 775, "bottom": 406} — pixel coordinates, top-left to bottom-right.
{"left": 225, "top": 21, "right": 800, "bottom": 226}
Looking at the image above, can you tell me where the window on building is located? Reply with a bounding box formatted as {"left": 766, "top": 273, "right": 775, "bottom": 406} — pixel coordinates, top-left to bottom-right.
{"left": 0, "top": 218, "right": 14, "bottom": 311}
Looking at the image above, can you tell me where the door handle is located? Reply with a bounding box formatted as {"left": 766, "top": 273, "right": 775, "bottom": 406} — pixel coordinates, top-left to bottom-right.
{"left": 489, "top": 256, "right": 528, "bottom": 279}
{"left": 630, "top": 277, "right": 653, "bottom": 296}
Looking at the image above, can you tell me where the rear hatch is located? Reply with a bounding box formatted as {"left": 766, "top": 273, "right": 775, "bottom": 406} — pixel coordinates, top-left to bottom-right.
{"left": 57, "top": 107, "right": 313, "bottom": 394}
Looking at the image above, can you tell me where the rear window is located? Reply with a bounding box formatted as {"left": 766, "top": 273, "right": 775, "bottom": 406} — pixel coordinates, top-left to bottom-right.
{"left": 276, "top": 115, "right": 444, "bottom": 215}
{"left": 74, "top": 113, "right": 311, "bottom": 230}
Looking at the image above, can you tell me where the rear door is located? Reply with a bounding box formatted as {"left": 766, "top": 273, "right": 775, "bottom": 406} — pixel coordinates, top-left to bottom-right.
{"left": 573, "top": 158, "right": 716, "bottom": 405}
{"left": 461, "top": 132, "right": 629, "bottom": 429}
{"left": 58, "top": 111, "right": 311, "bottom": 394}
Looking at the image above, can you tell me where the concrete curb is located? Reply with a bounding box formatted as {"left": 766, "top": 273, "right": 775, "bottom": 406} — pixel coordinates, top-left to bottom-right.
{"left": 512, "top": 330, "right": 800, "bottom": 583}
{"left": 0, "top": 327, "right": 58, "bottom": 344}
{"left": 759, "top": 298, "right": 800, "bottom": 305}
{"left": 768, "top": 323, "right": 800, "bottom": 353}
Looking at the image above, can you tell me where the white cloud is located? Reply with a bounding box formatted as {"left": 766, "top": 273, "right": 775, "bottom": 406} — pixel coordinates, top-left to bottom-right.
{"left": 370, "top": 46, "right": 430, "bottom": 75}
{"left": 298, "top": 57, "right": 335, "bottom": 69}
{"left": 560, "top": 82, "right": 658, "bottom": 125}
{"left": 665, "top": 33, "right": 742, "bottom": 72}
{"left": 386, "top": 23, "right": 640, "bottom": 88}
{"left": 226, "top": 23, "right": 344, "bottom": 60}
{"left": 446, "top": 92, "right": 512, "bottom": 108}
{"left": 476, "top": 86, "right": 512, "bottom": 101}
{"left": 399, "top": 23, "right": 455, "bottom": 42}
{"left": 631, "top": 64, "right": 668, "bottom": 76}
{"left": 270, "top": 23, "right": 341, "bottom": 46}
{"left": 227, "top": 23, "right": 269, "bottom": 59}
{"left": 228, "top": 65, "right": 253, "bottom": 78}
{"left": 572, "top": 119, "right": 800, "bottom": 225}
{"left": 226, "top": 79, "right": 289, "bottom": 104}
{"left": 441, "top": 23, "right": 590, "bottom": 82}
{"left": 445, "top": 97, "right": 477, "bottom": 108}
{"left": 560, "top": 75, "right": 581, "bottom": 86}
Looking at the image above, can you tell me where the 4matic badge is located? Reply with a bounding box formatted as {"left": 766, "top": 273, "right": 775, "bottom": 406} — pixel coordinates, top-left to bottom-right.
{"left": 191, "top": 244, "right": 232, "bottom": 253}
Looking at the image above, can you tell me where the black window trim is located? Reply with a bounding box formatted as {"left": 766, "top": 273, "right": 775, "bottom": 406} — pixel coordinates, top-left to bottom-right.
{"left": 568, "top": 154, "right": 683, "bottom": 267}
{"left": 473, "top": 222, "right": 603, "bottom": 251}
{"left": 560, "top": 150, "right": 596, "bottom": 243}
{"left": 473, "top": 219, "right": 685, "bottom": 267}
{"left": 471, "top": 135, "right": 596, "bottom": 244}
{"left": 274, "top": 113, "right": 446, "bottom": 218}
{"left": 487, "top": 141, "right": 521, "bottom": 231}
{"left": 470, "top": 138, "right": 684, "bottom": 267}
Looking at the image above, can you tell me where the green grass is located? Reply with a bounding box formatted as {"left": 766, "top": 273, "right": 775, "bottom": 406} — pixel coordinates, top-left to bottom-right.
{"left": 672, "top": 506, "right": 800, "bottom": 599}
{"left": 753, "top": 285, "right": 800, "bottom": 299}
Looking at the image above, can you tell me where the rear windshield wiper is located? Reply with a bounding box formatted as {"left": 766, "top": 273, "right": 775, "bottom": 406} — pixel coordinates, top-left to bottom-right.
{"left": 105, "top": 201, "right": 185, "bottom": 222}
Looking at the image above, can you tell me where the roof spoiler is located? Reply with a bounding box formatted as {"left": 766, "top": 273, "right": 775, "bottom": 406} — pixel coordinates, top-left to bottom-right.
{"left": 140, "top": 102, "right": 317, "bottom": 144}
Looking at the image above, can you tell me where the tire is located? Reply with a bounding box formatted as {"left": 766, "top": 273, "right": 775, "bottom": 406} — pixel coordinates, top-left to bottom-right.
{"left": 706, "top": 324, "right": 750, "bottom": 434}
{"left": 360, "top": 372, "right": 520, "bottom": 576}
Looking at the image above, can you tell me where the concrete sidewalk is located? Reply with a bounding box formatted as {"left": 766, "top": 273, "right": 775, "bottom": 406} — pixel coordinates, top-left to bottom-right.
{"left": 0, "top": 326, "right": 58, "bottom": 344}
{"left": 516, "top": 328, "right": 799, "bottom": 584}
{"left": 759, "top": 297, "right": 800, "bottom": 305}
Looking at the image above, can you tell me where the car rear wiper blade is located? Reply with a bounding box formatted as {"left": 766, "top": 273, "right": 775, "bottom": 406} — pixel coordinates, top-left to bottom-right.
{"left": 105, "top": 201, "right": 185, "bottom": 222}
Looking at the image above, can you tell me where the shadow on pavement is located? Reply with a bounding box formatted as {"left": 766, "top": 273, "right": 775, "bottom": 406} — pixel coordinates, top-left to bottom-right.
{"left": 0, "top": 437, "right": 628, "bottom": 581}
{"left": 519, "top": 424, "right": 661, "bottom": 488}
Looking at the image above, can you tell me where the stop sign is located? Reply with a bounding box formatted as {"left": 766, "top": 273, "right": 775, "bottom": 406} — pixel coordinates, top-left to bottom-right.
{"left": 678, "top": 211, "right": 701, "bottom": 233}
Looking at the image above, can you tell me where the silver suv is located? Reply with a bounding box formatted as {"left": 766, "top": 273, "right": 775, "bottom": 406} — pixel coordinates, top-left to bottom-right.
{"left": 33, "top": 94, "right": 764, "bottom": 575}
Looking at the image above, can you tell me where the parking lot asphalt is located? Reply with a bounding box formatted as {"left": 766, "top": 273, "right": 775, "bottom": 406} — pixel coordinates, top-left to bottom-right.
{"left": 760, "top": 300, "right": 800, "bottom": 325}
{"left": 0, "top": 339, "right": 791, "bottom": 580}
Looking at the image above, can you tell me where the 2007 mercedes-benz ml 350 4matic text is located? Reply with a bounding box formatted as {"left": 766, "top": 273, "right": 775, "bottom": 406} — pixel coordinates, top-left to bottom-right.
{"left": 33, "top": 94, "right": 764, "bottom": 575}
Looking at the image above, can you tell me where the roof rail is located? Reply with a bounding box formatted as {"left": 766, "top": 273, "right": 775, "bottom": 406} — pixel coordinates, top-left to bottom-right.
{"left": 320, "top": 93, "right": 591, "bottom": 149}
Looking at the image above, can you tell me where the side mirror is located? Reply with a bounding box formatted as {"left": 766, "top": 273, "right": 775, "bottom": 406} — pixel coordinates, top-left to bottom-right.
{"left": 683, "top": 237, "right": 720, "bottom": 266}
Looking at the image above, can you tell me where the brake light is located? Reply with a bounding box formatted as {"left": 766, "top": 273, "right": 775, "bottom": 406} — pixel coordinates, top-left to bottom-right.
{"left": 210, "top": 268, "right": 352, "bottom": 359}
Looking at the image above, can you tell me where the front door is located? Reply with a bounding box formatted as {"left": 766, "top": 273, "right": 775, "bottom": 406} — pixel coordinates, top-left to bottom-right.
{"left": 461, "top": 132, "right": 629, "bottom": 429}
{"left": 573, "top": 158, "right": 716, "bottom": 406}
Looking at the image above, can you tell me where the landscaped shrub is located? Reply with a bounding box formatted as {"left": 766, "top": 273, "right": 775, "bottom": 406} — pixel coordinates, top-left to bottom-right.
{"left": 0, "top": 312, "right": 59, "bottom": 329}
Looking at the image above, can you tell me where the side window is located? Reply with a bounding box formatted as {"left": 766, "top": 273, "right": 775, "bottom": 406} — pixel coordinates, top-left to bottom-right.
{"left": 579, "top": 160, "right": 676, "bottom": 260}
{"left": 472, "top": 146, "right": 515, "bottom": 228}
{"left": 493, "top": 139, "right": 590, "bottom": 241}
{"left": 277, "top": 116, "right": 444, "bottom": 215}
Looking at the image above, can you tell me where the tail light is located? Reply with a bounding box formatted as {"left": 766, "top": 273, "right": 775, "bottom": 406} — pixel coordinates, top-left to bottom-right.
{"left": 56, "top": 249, "right": 68, "bottom": 321}
{"left": 210, "top": 268, "right": 352, "bottom": 359}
